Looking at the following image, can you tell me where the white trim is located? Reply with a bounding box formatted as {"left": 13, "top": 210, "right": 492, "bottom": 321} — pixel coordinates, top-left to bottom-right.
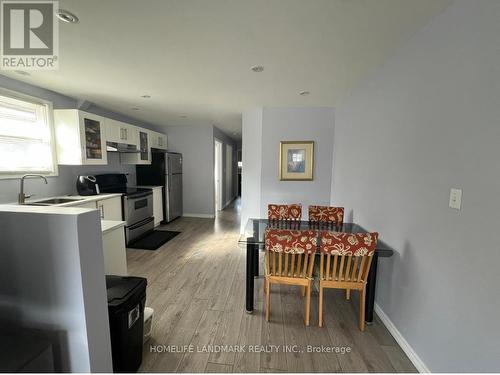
{"left": 374, "top": 303, "right": 430, "bottom": 373}
{"left": 183, "top": 213, "right": 215, "bottom": 219}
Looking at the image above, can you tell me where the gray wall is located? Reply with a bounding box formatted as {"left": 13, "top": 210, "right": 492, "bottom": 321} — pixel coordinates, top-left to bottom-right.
{"left": 0, "top": 75, "right": 161, "bottom": 203}
{"left": 164, "top": 125, "right": 215, "bottom": 217}
{"left": 331, "top": 0, "right": 500, "bottom": 371}
{"left": 241, "top": 107, "right": 335, "bottom": 229}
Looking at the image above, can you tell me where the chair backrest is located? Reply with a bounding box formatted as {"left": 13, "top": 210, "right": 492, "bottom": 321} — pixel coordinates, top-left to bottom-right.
{"left": 265, "top": 228, "right": 317, "bottom": 278}
{"left": 308, "top": 205, "right": 344, "bottom": 224}
{"left": 267, "top": 203, "right": 302, "bottom": 221}
{"left": 319, "top": 231, "right": 378, "bottom": 283}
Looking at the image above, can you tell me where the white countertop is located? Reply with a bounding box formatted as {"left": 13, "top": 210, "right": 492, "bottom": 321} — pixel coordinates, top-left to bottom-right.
{"left": 24, "top": 193, "right": 122, "bottom": 207}
{"left": 136, "top": 185, "right": 163, "bottom": 190}
{"left": 101, "top": 220, "right": 126, "bottom": 234}
{"left": 0, "top": 204, "right": 96, "bottom": 215}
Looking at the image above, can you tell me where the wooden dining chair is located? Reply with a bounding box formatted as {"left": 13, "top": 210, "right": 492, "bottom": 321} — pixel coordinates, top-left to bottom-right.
{"left": 264, "top": 228, "right": 318, "bottom": 326}
{"left": 318, "top": 231, "right": 378, "bottom": 331}
{"left": 308, "top": 205, "right": 344, "bottom": 224}
{"left": 267, "top": 203, "right": 302, "bottom": 221}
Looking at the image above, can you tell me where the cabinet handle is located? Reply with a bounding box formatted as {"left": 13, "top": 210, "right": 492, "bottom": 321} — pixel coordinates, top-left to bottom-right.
{"left": 124, "top": 128, "right": 127, "bottom": 140}
{"left": 99, "top": 205, "right": 104, "bottom": 218}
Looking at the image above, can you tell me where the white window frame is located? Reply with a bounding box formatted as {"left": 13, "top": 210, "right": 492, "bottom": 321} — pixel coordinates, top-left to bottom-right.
{"left": 0, "top": 88, "right": 58, "bottom": 179}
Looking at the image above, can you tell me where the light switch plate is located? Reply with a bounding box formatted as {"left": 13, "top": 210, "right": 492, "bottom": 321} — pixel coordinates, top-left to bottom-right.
{"left": 449, "top": 188, "right": 462, "bottom": 210}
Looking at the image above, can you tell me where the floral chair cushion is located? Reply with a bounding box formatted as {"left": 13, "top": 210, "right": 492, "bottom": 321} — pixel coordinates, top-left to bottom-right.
{"left": 320, "top": 231, "right": 378, "bottom": 256}
{"left": 265, "top": 229, "right": 318, "bottom": 255}
{"left": 267, "top": 204, "right": 302, "bottom": 221}
{"left": 308, "top": 205, "right": 344, "bottom": 223}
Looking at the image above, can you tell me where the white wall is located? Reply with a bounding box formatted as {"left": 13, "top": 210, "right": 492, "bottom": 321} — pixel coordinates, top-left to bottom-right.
{"left": 331, "top": 0, "right": 500, "bottom": 371}
{"left": 241, "top": 107, "right": 335, "bottom": 230}
{"left": 241, "top": 108, "right": 263, "bottom": 231}
{"left": 213, "top": 126, "right": 239, "bottom": 208}
{"left": 165, "top": 125, "right": 215, "bottom": 217}
{"left": 260, "top": 107, "right": 335, "bottom": 218}
{"left": 0, "top": 206, "right": 112, "bottom": 372}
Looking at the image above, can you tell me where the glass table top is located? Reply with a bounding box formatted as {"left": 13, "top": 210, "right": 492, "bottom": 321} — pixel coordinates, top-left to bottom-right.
{"left": 238, "top": 218, "right": 394, "bottom": 257}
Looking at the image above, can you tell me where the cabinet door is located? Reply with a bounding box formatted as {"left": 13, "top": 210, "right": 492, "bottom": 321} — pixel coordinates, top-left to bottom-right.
{"left": 79, "top": 112, "right": 108, "bottom": 165}
{"left": 74, "top": 201, "right": 98, "bottom": 209}
{"left": 102, "top": 228, "right": 127, "bottom": 275}
{"left": 153, "top": 188, "right": 164, "bottom": 226}
{"left": 121, "top": 123, "right": 138, "bottom": 146}
{"left": 97, "top": 196, "right": 123, "bottom": 220}
{"left": 105, "top": 118, "right": 122, "bottom": 143}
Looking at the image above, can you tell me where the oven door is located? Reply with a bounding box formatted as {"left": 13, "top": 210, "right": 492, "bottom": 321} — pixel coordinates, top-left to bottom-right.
{"left": 124, "top": 193, "right": 153, "bottom": 226}
{"left": 126, "top": 216, "right": 155, "bottom": 245}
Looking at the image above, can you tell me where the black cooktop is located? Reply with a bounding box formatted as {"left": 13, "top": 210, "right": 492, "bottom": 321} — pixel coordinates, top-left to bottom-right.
{"left": 100, "top": 187, "right": 151, "bottom": 196}
{"left": 94, "top": 174, "right": 152, "bottom": 197}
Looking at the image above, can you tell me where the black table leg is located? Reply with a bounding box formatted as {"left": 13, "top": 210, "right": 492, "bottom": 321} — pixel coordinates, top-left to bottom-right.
{"left": 365, "top": 251, "right": 379, "bottom": 324}
{"left": 253, "top": 246, "right": 259, "bottom": 276}
{"left": 246, "top": 240, "right": 256, "bottom": 313}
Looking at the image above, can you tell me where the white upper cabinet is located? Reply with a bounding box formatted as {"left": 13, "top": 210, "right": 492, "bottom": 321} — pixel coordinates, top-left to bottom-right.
{"left": 120, "top": 127, "right": 151, "bottom": 165}
{"left": 105, "top": 119, "right": 138, "bottom": 146}
{"left": 54, "top": 109, "right": 108, "bottom": 165}
{"left": 150, "top": 131, "right": 168, "bottom": 150}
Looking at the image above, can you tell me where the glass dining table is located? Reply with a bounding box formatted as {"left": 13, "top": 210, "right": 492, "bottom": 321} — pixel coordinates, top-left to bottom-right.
{"left": 238, "top": 218, "right": 394, "bottom": 323}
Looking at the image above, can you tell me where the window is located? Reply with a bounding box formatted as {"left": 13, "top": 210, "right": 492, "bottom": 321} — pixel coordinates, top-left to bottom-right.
{"left": 0, "top": 91, "right": 56, "bottom": 177}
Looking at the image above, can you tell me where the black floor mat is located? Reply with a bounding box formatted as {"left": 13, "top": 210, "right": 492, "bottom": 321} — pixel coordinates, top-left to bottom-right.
{"left": 128, "top": 230, "right": 181, "bottom": 250}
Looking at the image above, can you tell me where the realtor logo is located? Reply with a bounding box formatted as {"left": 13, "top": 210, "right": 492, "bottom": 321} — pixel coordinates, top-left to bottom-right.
{"left": 1, "top": 0, "right": 59, "bottom": 70}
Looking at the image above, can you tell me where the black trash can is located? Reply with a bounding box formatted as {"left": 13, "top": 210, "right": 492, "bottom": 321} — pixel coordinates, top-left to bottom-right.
{"left": 106, "top": 275, "right": 147, "bottom": 373}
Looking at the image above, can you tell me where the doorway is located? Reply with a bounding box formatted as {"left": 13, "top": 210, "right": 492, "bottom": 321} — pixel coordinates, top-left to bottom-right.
{"left": 225, "top": 144, "right": 233, "bottom": 206}
{"left": 214, "top": 139, "right": 223, "bottom": 212}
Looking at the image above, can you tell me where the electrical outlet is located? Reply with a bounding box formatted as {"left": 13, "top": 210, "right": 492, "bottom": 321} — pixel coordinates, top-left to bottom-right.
{"left": 449, "top": 188, "right": 462, "bottom": 210}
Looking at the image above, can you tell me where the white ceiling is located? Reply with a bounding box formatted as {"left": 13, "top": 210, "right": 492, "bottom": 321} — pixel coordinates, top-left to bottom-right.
{"left": 3, "top": 0, "right": 451, "bottom": 139}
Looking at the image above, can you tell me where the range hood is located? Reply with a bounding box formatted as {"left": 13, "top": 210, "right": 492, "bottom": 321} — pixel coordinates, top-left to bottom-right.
{"left": 106, "top": 141, "right": 140, "bottom": 153}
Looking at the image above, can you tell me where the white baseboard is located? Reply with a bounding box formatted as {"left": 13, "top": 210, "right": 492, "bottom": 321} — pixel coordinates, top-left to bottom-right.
{"left": 374, "top": 303, "right": 430, "bottom": 373}
{"left": 183, "top": 213, "right": 215, "bottom": 219}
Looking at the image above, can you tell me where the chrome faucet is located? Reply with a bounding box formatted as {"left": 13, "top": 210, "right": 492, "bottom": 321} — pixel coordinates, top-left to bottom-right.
{"left": 19, "top": 174, "right": 48, "bottom": 204}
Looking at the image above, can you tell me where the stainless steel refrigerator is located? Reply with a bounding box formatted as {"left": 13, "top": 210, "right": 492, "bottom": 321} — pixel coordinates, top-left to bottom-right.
{"left": 136, "top": 151, "right": 183, "bottom": 222}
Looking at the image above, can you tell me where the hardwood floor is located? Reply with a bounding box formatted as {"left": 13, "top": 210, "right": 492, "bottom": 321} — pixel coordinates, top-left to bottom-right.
{"left": 127, "top": 199, "right": 416, "bottom": 373}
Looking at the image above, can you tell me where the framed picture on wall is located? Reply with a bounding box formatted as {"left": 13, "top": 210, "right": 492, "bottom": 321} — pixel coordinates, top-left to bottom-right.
{"left": 279, "top": 141, "right": 314, "bottom": 181}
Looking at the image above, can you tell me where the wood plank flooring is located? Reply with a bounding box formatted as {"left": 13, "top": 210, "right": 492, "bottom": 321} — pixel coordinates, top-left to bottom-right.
{"left": 127, "top": 199, "right": 416, "bottom": 373}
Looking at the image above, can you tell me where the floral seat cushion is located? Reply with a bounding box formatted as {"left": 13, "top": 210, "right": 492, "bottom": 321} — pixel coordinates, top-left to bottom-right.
{"left": 308, "top": 205, "right": 344, "bottom": 223}
{"left": 267, "top": 203, "right": 302, "bottom": 221}
{"left": 320, "top": 231, "right": 378, "bottom": 256}
{"left": 265, "top": 228, "right": 318, "bottom": 254}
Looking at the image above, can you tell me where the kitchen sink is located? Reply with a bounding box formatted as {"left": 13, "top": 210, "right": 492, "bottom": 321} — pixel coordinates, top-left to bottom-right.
{"left": 26, "top": 197, "right": 84, "bottom": 206}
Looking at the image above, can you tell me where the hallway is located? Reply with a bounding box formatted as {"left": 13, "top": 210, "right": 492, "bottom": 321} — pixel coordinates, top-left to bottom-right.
{"left": 127, "top": 200, "right": 415, "bottom": 373}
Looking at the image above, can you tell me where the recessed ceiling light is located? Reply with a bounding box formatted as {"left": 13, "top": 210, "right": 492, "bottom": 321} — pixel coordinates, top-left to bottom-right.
{"left": 55, "top": 9, "right": 79, "bottom": 23}
{"left": 131, "top": 107, "right": 140, "bottom": 111}
{"left": 15, "top": 70, "right": 30, "bottom": 76}
{"left": 299, "top": 90, "right": 310, "bottom": 96}
{"left": 250, "top": 65, "right": 264, "bottom": 73}
{"left": 179, "top": 115, "right": 188, "bottom": 118}
{"left": 141, "top": 95, "right": 151, "bottom": 99}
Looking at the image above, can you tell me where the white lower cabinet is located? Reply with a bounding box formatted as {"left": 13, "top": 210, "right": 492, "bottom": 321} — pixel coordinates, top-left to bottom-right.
{"left": 97, "top": 196, "right": 122, "bottom": 221}
{"left": 136, "top": 185, "right": 163, "bottom": 226}
{"left": 102, "top": 225, "right": 127, "bottom": 276}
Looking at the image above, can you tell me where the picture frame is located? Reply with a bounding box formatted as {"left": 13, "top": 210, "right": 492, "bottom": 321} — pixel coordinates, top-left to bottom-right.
{"left": 279, "top": 141, "right": 314, "bottom": 181}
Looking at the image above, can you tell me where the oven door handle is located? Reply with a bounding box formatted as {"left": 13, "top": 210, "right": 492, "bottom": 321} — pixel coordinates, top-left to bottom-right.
{"left": 127, "top": 216, "right": 154, "bottom": 230}
{"left": 124, "top": 191, "right": 153, "bottom": 200}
